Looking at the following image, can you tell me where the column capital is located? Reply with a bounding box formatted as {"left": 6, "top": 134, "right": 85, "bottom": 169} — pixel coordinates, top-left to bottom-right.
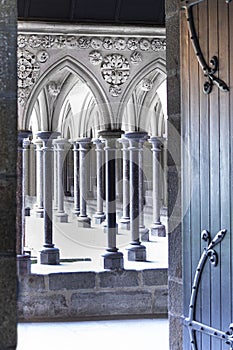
{"left": 76, "top": 137, "right": 92, "bottom": 150}
{"left": 98, "top": 129, "right": 124, "bottom": 140}
{"left": 124, "top": 131, "right": 148, "bottom": 150}
{"left": 118, "top": 136, "right": 129, "bottom": 148}
{"left": 149, "top": 136, "right": 163, "bottom": 150}
{"left": 124, "top": 131, "right": 148, "bottom": 141}
{"left": 35, "top": 131, "right": 61, "bottom": 146}
{"left": 32, "top": 138, "right": 43, "bottom": 148}
{"left": 92, "top": 138, "right": 104, "bottom": 148}
{"left": 18, "top": 130, "right": 32, "bottom": 148}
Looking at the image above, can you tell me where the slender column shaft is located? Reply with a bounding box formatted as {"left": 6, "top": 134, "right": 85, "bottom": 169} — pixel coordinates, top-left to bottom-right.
{"left": 36, "top": 131, "right": 60, "bottom": 264}
{"left": 118, "top": 137, "right": 130, "bottom": 229}
{"left": 53, "top": 143, "right": 58, "bottom": 210}
{"left": 16, "top": 130, "right": 32, "bottom": 256}
{"left": 149, "top": 136, "right": 166, "bottom": 237}
{"left": 71, "top": 141, "right": 80, "bottom": 216}
{"left": 93, "top": 139, "right": 105, "bottom": 223}
{"left": 99, "top": 130, "right": 124, "bottom": 270}
{"left": 125, "top": 132, "right": 147, "bottom": 261}
{"left": 53, "top": 138, "right": 68, "bottom": 222}
{"left": 76, "top": 138, "right": 91, "bottom": 227}
{"left": 139, "top": 139, "right": 149, "bottom": 241}
{"left": 33, "top": 139, "right": 44, "bottom": 217}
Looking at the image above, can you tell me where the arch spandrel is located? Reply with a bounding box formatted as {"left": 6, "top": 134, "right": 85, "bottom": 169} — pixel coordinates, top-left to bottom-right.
{"left": 17, "top": 24, "right": 166, "bottom": 134}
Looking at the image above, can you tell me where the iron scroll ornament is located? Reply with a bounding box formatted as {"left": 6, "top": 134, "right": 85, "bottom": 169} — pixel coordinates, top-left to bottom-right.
{"left": 180, "top": 0, "right": 231, "bottom": 94}
{"left": 183, "top": 229, "right": 233, "bottom": 349}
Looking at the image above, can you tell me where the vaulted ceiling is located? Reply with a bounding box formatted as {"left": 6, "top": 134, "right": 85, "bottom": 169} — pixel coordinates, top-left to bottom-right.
{"left": 18, "top": 0, "right": 165, "bottom": 26}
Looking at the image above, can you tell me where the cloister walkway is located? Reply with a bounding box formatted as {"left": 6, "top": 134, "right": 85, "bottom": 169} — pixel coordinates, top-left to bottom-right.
{"left": 17, "top": 318, "right": 169, "bottom": 350}
{"left": 25, "top": 200, "right": 168, "bottom": 273}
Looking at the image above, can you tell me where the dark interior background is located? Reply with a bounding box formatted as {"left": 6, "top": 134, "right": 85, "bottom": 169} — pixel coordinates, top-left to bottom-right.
{"left": 18, "top": 0, "right": 165, "bottom": 26}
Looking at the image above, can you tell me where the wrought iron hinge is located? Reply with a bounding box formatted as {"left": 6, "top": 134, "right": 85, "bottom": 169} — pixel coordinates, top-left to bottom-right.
{"left": 180, "top": 0, "right": 231, "bottom": 94}
{"left": 183, "top": 229, "right": 233, "bottom": 349}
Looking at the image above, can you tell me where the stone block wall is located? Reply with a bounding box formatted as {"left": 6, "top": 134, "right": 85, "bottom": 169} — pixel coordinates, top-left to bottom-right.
{"left": 0, "top": 0, "right": 18, "bottom": 349}
{"left": 18, "top": 269, "right": 168, "bottom": 321}
{"left": 166, "top": 0, "right": 183, "bottom": 349}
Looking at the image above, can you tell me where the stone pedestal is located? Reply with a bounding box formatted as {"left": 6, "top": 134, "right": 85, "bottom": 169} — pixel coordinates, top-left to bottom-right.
{"left": 17, "top": 254, "right": 31, "bottom": 275}
{"left": 127, "top": 244, "right": 147, "bottom": 262}
{"left": 76, "top": 138, "right": 91, "bottom": 228}
{"left": 93, "top": 138, "right": 105, "bottom": 224}
{"left": 99, "top": 130, "right": 124, "bottom": 270}
{"left": 103, "top": 251, "right": 124, "bottom": 270}
{"left": 53, "top": 138, "right": 68, "bottom": 223}
{"left": 149, "top": 137, "right": 166, "bottom": 237}
{"left": 36, "top": 131, "right": 61, "bottom": 265}
{"left": 118, "top": 136, "right": 130, "bottom": 230}
{"left": 39, "top": 248, "right": 60, "bottom": 265}
{"left": 124, "top": 132, "right": 147, "bottom": 261}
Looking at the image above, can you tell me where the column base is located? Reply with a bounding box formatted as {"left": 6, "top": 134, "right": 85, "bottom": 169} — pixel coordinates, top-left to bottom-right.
{"left": 78, "top": 216, "right": 91, "bottom": 228}
{"left": 55, "top": 212, "right": 68, "bottom": 223}
{"left": 140, "top": 227, "right": 150, "bottom": 241}
{"left": 17, "top": 254, "right": 31, "bottom": 275}
{"left": 127, "top": 244, "right": 146, "bottom": 261}
{"left": 35, "top": 208, "right": 44, "bottom": 218}
{"left": 151, "top": 223, "right": 166, "bottom": 237}
{"left": 39, "top": 248, "right": 60, "bottom": 265}
{"left": 120, "top": 218, "right": 130, "bottom": 230}
{"left": 93, "top": 213, "right": 106, "bottom": 224}
{"left": 72, "top": 209, "right": 80, "bottom": 217}
{"left": 103, "top": 251, "right": 124, "bottom": 270}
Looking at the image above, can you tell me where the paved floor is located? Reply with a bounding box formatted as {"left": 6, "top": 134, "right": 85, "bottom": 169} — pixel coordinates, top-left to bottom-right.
{"left": 25, "top": 201, "right": 168, "bottom": 273}
{"left": 17, "top": 318, "right": 169, "bottom": 350}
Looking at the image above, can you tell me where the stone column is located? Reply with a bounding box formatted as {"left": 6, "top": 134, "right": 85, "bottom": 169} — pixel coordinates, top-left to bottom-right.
{"left": 93, "top": 138, "right": 105, "bottom": 224}
{"left": 36, "top": 131, "right": 60, "bottom": 264}
{"left": 124, "top": 132, "right": 147, "bottom": 261}
{"left": 53, "top": 142, "right": 58, "bottom": 210}
{"left": 99, "top": 130, "right": 124, "bottom": 270}
{"left": 139, "top": 138, "right": 149, "bottom": 241}
{"left": 53, "top": 138, "right": 68, "bottom": 223}
{"left": 76, "top": 138, "right": 91, "bottom": 227}
{"left": 33, "top": 138, "right": 44, "bottom": 218}
{"left": 70, "top": 141, "right": 80, "bottom": 216}
{"left": 16, "top": 130, "right": 32, "bottom": 274}
{"left": 149, "top": 136, "right": 166, "bottom": 237}
{"left": 118, "top": 136, "right": 130, "bottom": 230}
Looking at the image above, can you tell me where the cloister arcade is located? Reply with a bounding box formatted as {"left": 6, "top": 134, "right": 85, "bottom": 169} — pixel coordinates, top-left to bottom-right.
{"left": 17, "top": 22, "right": 167, "bottom": 270}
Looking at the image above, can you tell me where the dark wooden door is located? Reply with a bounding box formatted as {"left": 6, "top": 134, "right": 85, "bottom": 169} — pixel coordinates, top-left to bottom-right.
{"left": 181, "top": 1, "right": 233, "bottom": 349}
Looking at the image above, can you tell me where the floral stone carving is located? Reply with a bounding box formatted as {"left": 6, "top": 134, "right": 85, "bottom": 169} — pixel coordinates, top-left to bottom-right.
{"left": 18, "top": 50, "right": 40, "bottom": 89}
{"left": 101, "top": 54, "right": 130, "bottom": 85}
{"left": 89, "top": 51, "right": 103, "bottom": 65}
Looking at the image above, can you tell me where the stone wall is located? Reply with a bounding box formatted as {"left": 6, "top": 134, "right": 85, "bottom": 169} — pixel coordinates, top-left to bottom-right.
{"left": 18, "top": 269, "right": 168, "bottom": 321}
{"left": 165, "top": 0, "right": 183, "bottom": 349}
{"left": 0, "top": 0, "right": 18, "bottom": 349}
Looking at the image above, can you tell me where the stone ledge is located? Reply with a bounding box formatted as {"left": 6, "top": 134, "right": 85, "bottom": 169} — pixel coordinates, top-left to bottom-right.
{"left": 18, "top": 268, "right": 168, "bottom": 321}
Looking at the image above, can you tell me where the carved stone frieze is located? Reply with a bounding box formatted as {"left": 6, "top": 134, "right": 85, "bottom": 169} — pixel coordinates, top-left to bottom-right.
{"left": 17, "top": 49, "right": 48, "bottom": 106}
{"left": 17, "top": 33, "right": 166, "bottom": 103}
{"left": 130, "top": 51, "right": 142, "bottom": 64}
{"left": 18, "top": 50, "right": 40, "bottom": 88}
{"left": 18, "top": 34, "right": 166, "bottom": 51}
{"left": 89, "top": 51, "right": 103, "bottom": 65}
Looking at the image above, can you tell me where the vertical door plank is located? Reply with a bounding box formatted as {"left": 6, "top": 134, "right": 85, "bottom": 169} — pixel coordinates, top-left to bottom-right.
{"left": 208, "top": 1, "right": 221, "bottom": 349}
{"left": 198, "top": 1, "right": 211, "bottom": 349}
{"left": 218, "top": 2, "right": 231, "bottom": 349}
